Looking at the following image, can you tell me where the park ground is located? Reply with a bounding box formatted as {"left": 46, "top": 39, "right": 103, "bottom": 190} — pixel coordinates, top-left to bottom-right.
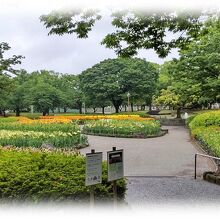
{"left": 80, "top": 125, "right": 220, "bottom": 207}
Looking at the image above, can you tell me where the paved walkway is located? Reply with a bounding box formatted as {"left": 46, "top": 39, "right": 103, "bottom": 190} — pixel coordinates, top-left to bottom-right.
{"left": 80, "top": 126, "right": 215, "bottom": 177}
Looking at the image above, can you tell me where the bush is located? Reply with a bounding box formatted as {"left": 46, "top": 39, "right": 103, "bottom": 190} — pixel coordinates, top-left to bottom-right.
{"left": 191, "top": 126, "right": 220, "bottom": 156}
{"left": 0, "top": 148, "right": 126, "bottom": 202}
{"left": 189, "top": 110, "right": 220, "bottom": 129}
{"left": 185, "top": 114, "right": 197, "bottom": 126}
{"left": 189, "top": 110, "right": 220, "bottom": 157}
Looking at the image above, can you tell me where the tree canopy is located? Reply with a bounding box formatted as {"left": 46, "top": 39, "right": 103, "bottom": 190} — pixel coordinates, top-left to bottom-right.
{"left": 80, "top": 58, "right": 158, "bottom": 113}
{"left": 0, "top": 42, "right": 24, "bottom": 76}
{"left": 40, "top": 9, "right": 207, "bottom": 58}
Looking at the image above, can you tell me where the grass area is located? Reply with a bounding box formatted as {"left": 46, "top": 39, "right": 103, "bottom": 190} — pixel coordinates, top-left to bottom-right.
{"left": 189, "top": 110, "right": 220, "bottom": 157}
{"left": 83, "top": 119, "right": 161, "bottom": 138}
{"left": 0, "top": 147, "right": 126, "bottom": 202}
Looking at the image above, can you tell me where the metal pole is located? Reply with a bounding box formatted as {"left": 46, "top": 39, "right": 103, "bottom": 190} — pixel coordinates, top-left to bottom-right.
{"left": 90, "top": 149, "right": 95, "bottom": 208}
{"left": 112, "top": 147, "right": 117, "bottom": 208}
{"left": 194, "top": 154, "right": 197, "bottom": 179}
{"left": 113, "top": 180, "right": 117, "bottom": 208}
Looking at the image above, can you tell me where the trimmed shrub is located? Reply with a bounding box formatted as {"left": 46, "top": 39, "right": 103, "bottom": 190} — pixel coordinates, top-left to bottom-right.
{"left": 0, "top": 148, "right": 126, "bottom": 202}
{"left": 189, "top": 111, "right": 220, "bottom": 157}
{"left": 189, "top": 110, "right": 220, "bottom": 130}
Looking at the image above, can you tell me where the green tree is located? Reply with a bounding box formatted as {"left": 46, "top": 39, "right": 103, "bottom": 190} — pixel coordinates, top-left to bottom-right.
{"left": 9, "top": 70, "right": 31, "bottom": 116}
{"left": 154, "top": 87, "right": 182, "bottom": 118}
{"left": 80, "top": 58, "right": 158, "bottom": 113}
{"left": 0, "top": 42, "right": 24, "bottom": 76}
{"left": 0, "top": 42, "right": 24, "bottom": 116}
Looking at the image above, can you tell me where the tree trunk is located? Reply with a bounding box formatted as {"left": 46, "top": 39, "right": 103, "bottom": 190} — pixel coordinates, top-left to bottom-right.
{"left": 64, "top": 107, "right": 67, "bottom": 113}
{"left": 149, "top": 103, "right": 152, "bottom": 111}
{"left": 3, "top": 110, "right": 6, "bottom": 117}
{"left": 125, "top": 105, "right": 127, "bottom": 112}
{"left": 115, "top": 105, "right": 119, "bottom": 113}
{"left": 102, "top": 106, "right": 105, "bottom": 115}
{"left": 112, "top": 99, "right": 122, "bottom": 113}
{"left": 93, "top": 107, "right": 96, "bottom": 113}
{"left": 58, "top": 108, "right": 61, "bottom": 113}
{"left": 131, "top": 102, "right": 134, "bottom": 112}
{"left": 43, "top": 111, "right": 47, "bottom": 116}
{"left": 16, "top": 108, "right": 20, "bottom": 117}
{"left": 176, "top": 107, "right": 181, "bottom": 118}
{"left": 79, "top": 107, "right": 82, "bottom": 114}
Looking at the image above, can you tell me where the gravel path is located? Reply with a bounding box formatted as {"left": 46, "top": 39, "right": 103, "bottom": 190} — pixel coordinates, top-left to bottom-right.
{"left": 125, "top": 177, "right": 220, "bottom": 207}
{"left": 80, "top": 126, "right": 215, "bottom": 177}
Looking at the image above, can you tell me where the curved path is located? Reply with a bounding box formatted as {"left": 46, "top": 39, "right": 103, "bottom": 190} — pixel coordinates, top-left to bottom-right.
{"left": 80, "top": 126, "right": 215, "bottom": 177}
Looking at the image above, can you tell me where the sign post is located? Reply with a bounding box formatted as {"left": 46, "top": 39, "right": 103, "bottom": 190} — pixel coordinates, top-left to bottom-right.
{"left": 107, "top": 147, "right": 124, "bottom": 208}
{"left": 86, "top": 149, "right": 102, "bottom": 208}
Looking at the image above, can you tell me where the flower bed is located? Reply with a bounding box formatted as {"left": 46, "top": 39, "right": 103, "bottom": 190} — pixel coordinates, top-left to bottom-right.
{"left": 0, "top": 147, "right": 126, "bottom": 202}
{"left": 0, "top": 118, "right": 87, "bottom": 149}
{"left": 189, "top": 111, "right": 220, "bottom": 157}
{"left": 37, "top": 115, "right": 155, "bottom": 124}
{"left": 82, "top": 119, "right": 162, "bottom": 138}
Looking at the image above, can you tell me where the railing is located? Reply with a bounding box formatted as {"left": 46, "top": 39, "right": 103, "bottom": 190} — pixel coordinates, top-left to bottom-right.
{"left": 194, "top": 153, "right": 220, "bottom": 179}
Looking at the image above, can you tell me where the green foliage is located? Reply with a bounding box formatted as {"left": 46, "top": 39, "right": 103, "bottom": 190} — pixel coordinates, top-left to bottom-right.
{"left": 167, "top": 19, "right": 220, "bottom": 108}
{"left": 80, "top": 58, "right": 158, "bottom": 113}
{"left": 40, "top": 9, "right": 101, "bottom": 38}
{"left": 189, "top": 111, "right": 220, "bottom": 157}
{"left": 102, "top": 10, "right": 204, "bottom": 58}
{"left": 0, "top": 148, "right": 126, "bottom": 202}
{"left": 191, "top": 126, "right": 220, "bottom": 156}
{"left": 83, "top": 119, "right": 161, "bottom": 138}
{"left": 189, "top": 110, "right": 220, "bottom": 129}
{"left": 185, "top": 115, "right": 196, "bottom": 126}
{"left": 154, "top": 87, "right": 180, "bottom": 108}
{"left": 0, "top": 42, "right": 24, "bottom": 76}
{"left": 40, "top": 9, "right": 206, "bottom": 58}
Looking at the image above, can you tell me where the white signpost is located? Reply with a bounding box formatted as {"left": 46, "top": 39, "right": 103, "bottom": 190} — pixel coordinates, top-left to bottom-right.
{"left": 86, "top": 151, "right": 102, "bottom": 186}
{"left": 107, "top": 149, "right": 124, "bottom": 182}
{"left": 107, "top": 147, "right": 124, "bottom": 207}
{"left": 85, "top": 149, "right": 102, "bottom": 208}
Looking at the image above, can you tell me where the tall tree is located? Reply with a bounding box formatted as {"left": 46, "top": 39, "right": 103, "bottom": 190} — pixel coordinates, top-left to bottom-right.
{"left": 0, "top": 42, "right": 24, "bottom": 116}
{"left": 9, "top": 70, "right": 30, "bottom": 116}
{"left": 80, "top": 58, "right": 158, "bottom": 113}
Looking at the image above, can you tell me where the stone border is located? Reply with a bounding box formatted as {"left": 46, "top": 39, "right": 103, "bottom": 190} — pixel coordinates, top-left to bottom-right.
{"left": 203, "top": 171, "right": 220, "bottom": 185}
{"left": 82, "top": 129, "right": 168, "bottom": 139}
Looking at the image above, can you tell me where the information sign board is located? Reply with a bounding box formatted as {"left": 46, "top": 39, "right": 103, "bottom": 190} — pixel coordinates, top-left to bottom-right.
{"left": 86, "top": 152, "right": 102, "bottom": 186}
{"left": 107, "top": 149, "right": 124, "bottom": 181}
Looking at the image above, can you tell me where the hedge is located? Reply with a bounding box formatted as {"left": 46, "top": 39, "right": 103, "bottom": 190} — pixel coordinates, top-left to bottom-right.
{"left": 189, "top": 110, "right": 220, "bottom": 157}
{"left": 0, "top": 148, "right": 126, "bottom": 202}
{"left": 189, "top": 110, "right": 220, "bottom": 129}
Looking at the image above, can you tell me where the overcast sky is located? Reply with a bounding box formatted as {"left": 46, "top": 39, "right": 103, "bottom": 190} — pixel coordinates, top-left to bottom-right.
{"left": 1, "top": 0, "right": 219, "bottom": 74}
